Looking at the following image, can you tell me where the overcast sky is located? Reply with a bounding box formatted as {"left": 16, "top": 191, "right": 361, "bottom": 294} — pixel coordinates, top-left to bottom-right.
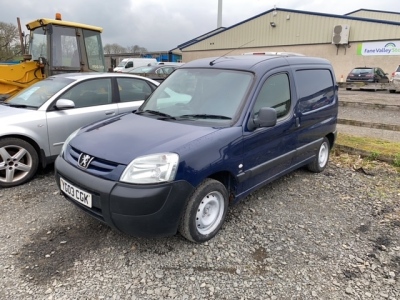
{"left": 1, "top": 0, "right": 399, "bottom": 51}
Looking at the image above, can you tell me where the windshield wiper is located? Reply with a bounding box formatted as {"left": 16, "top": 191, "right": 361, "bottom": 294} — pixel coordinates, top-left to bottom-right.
{"left": 2, "top": 103, "right": 37, "bottom": 108}
{"left": 136, "top": 110, "right": 176, "bottom": 120}
{"left": 179, "top": 114, "right": 232, "bottom": 120}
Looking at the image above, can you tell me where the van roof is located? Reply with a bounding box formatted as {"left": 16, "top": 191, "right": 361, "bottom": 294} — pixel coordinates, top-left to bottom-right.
{"left": 180, "top": 55, "right": 330, "bottom": 72}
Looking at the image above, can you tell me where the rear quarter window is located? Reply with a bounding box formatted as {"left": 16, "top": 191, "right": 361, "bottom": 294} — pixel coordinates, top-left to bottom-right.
{"left": 295, "top": 69, "right": 335, "bottom": 113}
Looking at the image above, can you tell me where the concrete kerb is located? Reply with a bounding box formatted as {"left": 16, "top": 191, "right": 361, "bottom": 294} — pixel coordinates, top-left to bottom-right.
{"left": 332, "top": 144, "right": 397, "bottom": 165}
{"left": 334, "top": 94, "right": 400, "bottom": 166}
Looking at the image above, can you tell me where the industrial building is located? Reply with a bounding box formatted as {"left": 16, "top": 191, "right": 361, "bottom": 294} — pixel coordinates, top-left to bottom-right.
{"left": 177, "top": 8, "right": 400, "bottom": 81}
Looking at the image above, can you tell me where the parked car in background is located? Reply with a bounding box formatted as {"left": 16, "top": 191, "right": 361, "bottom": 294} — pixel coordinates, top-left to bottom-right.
{"left": 155, "top": 62, "right": 185, "bottom": 66}
{"left": 345, "top": 67, "right": 389, "bottom": 90}
{"left": 390, "top": 67, "right": 400, "bottom": 93}
{"left": 390, "top": 64, "right": 400, "bottom": 82}
{"left": 0, "top": 73, "right": 159, "bottom": 187}
{"left": 128, "top": 64, "right": 181, "bottom": 82}
{"left": 55, "top": 54, "right": 338, "bottom": 243}
{"left": 113, "top": 58, "right": 157, "bottom": 73}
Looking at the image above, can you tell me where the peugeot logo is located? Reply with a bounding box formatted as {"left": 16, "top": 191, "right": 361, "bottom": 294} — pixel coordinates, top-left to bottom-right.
{"left": 78, "top": 153, "right": 94, "bottom": 169}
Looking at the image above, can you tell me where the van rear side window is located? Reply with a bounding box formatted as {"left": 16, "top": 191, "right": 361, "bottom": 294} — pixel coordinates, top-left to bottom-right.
{"left": 296, "top": 69, "right": 335, "bottom": 113}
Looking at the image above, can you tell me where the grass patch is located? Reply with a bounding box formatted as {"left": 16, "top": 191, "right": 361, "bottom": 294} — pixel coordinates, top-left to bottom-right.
{"left": 336, "top": 133, "right": 400, "bottom": 158}
{"left": 334, "top": 133, "right": 400, "bottom": 171}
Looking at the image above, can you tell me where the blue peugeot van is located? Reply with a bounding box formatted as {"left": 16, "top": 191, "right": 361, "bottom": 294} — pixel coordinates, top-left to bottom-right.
{"left": 55, "top": 54, "right": 338, "bottom": 243}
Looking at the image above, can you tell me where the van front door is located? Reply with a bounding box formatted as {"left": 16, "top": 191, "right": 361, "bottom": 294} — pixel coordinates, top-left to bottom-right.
{"left": 239, "top": 71, "right": 297, "bottom": 194}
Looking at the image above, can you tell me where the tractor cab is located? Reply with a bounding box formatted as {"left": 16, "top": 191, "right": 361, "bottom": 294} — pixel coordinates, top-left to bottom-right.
{"left": 0, "top": 13, "right": 105, "bottom": 100}
{"left": 26, "top": 13, "right": 106, "bottom": 75}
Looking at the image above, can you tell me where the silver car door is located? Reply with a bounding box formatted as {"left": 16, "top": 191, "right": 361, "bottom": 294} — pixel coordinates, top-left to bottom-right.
{"left": 46, "top": 78, "right": 117, "bottom": 156}
{"left": 116, "top": 77, "right": 156, "bottom": 113}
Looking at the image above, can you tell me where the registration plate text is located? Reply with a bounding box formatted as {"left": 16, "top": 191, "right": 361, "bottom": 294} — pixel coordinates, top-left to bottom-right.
{"left": 60, "top": 177, "right": 92, "bottom": 208}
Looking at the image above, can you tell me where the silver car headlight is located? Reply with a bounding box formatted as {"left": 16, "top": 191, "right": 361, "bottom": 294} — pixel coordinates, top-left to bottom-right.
{"left": 60, "top": 128, "right": 80, "bottom": 157}
{"left": 120, "top": 153, "right": 179, "bottom": 184}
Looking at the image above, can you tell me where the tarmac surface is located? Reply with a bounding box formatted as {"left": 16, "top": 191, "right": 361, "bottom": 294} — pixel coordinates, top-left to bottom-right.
{"left": 337, "top": 89, "right": 400, "bottom": 143}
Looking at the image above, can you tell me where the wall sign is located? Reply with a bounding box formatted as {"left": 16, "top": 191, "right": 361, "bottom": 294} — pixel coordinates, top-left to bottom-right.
{"left": 357, "top": 41, "right": 400, "bottom": 56}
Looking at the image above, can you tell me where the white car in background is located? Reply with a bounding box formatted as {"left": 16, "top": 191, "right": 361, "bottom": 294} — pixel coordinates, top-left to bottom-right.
{"left": 390, "top": 65, "right": 400, "bottom": 82}
{"left": 389, "top": 65, "right": 400, "bottom": 93}
{"left": 0, "top": 72, "right": 159, "bottom": 187}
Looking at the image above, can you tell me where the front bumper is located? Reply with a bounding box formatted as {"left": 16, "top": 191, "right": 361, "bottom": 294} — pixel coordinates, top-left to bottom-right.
{"left": 55, "top": 156, "right": 194, "bottom": 237}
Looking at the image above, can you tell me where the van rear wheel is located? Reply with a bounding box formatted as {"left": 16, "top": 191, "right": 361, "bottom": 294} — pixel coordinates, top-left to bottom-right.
{"left": 179, "top": 179, "right": 228, "bottom": 243}
{"left": 307, "top": 137, "right": 330, "bottom": 173}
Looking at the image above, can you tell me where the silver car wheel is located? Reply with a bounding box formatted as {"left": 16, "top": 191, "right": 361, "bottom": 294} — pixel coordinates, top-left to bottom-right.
{"left": 0, "top": 144, "right": 33, "bottom": 184}
{"left": 195, "top": 191, "right": 225, "bottom": 235}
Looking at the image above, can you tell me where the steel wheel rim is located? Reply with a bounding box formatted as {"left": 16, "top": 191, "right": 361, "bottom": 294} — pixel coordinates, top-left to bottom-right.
{"left": 195, "top": 191, "right": 225, "bottom": 235}
{"left": 0, "top": 145, "right": 33, "bottom": 183}
{"left": 318, "top": 142, "right": 329, "bottom": 168}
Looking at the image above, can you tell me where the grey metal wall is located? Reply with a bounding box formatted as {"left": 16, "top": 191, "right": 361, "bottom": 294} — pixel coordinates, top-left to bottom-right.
{"left": 181, "top": 43, "right": 400, "bottom": 83}
{"left": 182, "top": 10, "right": 400, "bottom": 52}
{"left": 347, "top": 11, "right": 400, "bottom": 22}
{"left": 180, "top": 9, "right": 400, "bottom": 81}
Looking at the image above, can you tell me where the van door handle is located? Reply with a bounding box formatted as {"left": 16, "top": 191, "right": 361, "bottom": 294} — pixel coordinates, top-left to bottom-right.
{"left": 296, "top": 117, "right": 300, "bottom": 127}
{"left": 105, "top": 110, "right": 116, "bottom": 116}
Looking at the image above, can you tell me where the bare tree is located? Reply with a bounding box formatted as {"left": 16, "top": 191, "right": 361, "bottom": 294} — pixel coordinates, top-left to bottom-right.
{"left": 0, "top": 21, "right": 19, "bottom": 60}
{"left": 104, "top": 43, "right": 148, "bottom": 55}
{"left": 103, "top": 43, "right": 112, "bottom": 54}
{"left": 129, "top": 45, "right": 148, "bottom": 54}
{"left": 103, "top": 43, "right": 126, "bottom": 54}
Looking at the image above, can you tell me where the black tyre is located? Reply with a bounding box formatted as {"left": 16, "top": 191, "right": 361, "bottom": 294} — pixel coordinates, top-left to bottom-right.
{"left": 307, "top": 137, "right": 330, "bottom": 173}
{"left": 389, "top": 90, "right": 396, "bottom": 94}
{"left": 346, "top": 88, "right": 351, "bottom": 91}
{"left": 0, "top": 138, "right": 39, "bottom": 188}
{"left": 179, "top": 179, "right": 229, "bottom": 243}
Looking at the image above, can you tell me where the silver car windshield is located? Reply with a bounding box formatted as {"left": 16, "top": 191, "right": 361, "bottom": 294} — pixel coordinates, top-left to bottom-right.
{"left": 139, "top": 69, "right": 253, "bottom": 123}
{"left": 5, "top": 78, "right": 74, "bottom": 108}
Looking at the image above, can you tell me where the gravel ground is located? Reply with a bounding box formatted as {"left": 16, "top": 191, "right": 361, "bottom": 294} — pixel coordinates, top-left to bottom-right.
{"left": 0, "top": 156, "right": 399, "bottom": 299}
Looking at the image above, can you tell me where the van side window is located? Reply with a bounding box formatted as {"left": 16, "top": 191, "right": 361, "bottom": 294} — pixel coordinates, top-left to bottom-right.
{"left": 296, "top": 69, "right": 335, "bottom": 113}
{"left": 253, "top": 73, "right": 291, "bottom": 118}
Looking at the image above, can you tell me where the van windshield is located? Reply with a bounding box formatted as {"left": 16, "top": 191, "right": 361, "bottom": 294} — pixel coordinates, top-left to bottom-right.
{"left": 139, "top": 68, "right": 253, "bottom": 124}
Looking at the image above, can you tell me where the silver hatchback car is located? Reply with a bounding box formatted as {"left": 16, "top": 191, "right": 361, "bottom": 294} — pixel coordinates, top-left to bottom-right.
{"left": 0, "top": 72, "right": 159, "bottom": 187}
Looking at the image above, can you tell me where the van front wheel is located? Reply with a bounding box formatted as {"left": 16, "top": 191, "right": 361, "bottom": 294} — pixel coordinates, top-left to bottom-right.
{"left": 179, "top": 179, "right": 228, "bottom": 243}
{"left": 307, "top": 137, "right": 330, "bottom": 173}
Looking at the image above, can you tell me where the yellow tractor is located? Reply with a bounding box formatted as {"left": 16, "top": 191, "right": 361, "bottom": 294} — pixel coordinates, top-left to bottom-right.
{"left": 0, "top": 13, "right": 106, "bottom": 101}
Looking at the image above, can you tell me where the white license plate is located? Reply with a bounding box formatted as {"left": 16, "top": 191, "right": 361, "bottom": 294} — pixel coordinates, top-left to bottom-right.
{"left": 60, "top": 177, "right": 92, "bottom": 208}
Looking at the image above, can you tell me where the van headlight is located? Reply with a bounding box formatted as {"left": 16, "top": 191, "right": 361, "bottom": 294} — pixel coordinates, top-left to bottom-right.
{"left": 60, "top": 128, "right": 80, "bottom": 157}
{"left": 120, "top": 153, "right": 179, "bottom": 184}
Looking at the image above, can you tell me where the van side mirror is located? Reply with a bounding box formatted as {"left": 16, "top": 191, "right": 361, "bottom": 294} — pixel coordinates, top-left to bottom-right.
{"left": 248, "top": 107, "right": 277, "bottom": 131}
